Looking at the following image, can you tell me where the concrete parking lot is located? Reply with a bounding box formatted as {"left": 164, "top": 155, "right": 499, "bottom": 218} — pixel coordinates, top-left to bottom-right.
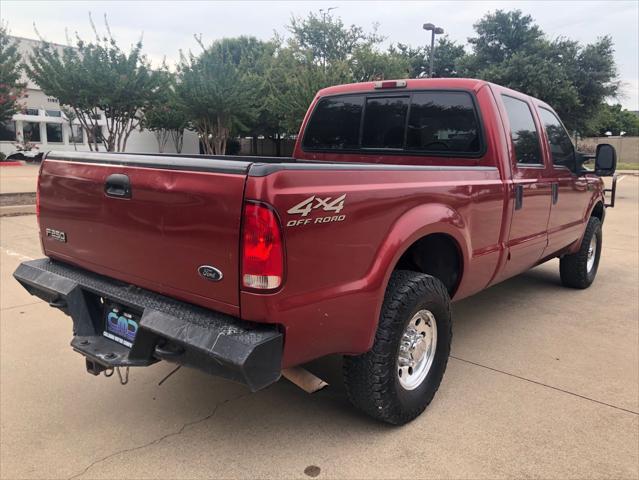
{"left": 1, "top": 176, "right": 637, "bottom": 479}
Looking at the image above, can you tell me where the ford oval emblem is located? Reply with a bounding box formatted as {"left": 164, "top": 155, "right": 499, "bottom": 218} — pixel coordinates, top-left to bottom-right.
{"left": 198, "top": 265, "right": 223, "bottom": 282}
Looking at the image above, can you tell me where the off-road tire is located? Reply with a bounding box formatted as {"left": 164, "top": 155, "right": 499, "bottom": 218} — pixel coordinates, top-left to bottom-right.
{"left": 560, "top": 216, "right": 602, "bottom": 289}
{"left": 343, "top": 270, "right": 452, "bottom": 425}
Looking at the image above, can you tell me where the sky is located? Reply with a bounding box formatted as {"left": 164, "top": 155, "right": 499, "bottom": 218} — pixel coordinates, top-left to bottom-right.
{"left": 2, "top": 0, "right": 638, "bottom": 110}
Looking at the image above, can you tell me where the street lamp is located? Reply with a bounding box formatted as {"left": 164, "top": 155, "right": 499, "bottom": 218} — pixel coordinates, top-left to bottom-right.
{"left": 423, "top": 23, "right": 444, "bottom": 78}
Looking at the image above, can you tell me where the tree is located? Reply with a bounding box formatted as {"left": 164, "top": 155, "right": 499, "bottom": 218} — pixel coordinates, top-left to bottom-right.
{"left": 25, "top": 15, "right": 164, "bottom": 151}
{"left": 466, "top": 10, "right": 543, "bottom": 66}
{"left": 267, "top": 12, "right": 404, "bottom": 135}
{"left": 176, "top": 36, "right": 259, "bottom": 155}
{"left": 389, "top": 37, "right": 466, "bottom": 78}
{"left": 266, "top": 47, "right": 352, "bottom": 135}
{"left": 143, "top": 71, "right": 189, "bottom": 153}
{"left": 61, "top": 106, "right": 78, "bottom": 150}
{"left": 583, "top": 104, "right": 639, "bottom": 136}
{"left": 287, "top": 11, "right": 383, "bottom": 68}
{"left": 0, "top": 23, "right": 25, "bottom": 124}
{"left": 461, "top": 10, "right": 618, "bottom": 133}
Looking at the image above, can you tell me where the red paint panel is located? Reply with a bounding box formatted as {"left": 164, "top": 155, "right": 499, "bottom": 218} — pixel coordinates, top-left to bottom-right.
{"left": 38, "top": 159, "right": 246, "bottom": 315}
{"left": 241, "top": 166, "right": 505, "bottom": 367}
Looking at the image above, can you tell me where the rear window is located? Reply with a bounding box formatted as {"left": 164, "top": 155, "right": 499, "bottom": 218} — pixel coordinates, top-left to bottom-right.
{"left": 362, "top": 97, "right": 409, "bottom": 149}
{"left": 302, "top": 91, "right": 482, "bottom": 155}
{"left": 302, "top": 95, "right": 364, "bottom": 150}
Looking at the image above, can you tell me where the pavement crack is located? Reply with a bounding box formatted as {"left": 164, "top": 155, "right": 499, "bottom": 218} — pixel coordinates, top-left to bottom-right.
{"left": 451, "top": 355, "right": 639, "bottom": 415}
{"left": 67, "top": 391, "right": 251, "bottom": 480}
{"left": 0, "top": 300, "right": 43, "bottom": 311}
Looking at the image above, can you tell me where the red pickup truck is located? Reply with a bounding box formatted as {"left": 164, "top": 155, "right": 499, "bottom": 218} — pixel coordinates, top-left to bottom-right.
{"left": 15, "top": 78, "right": 617, "bottom": 424}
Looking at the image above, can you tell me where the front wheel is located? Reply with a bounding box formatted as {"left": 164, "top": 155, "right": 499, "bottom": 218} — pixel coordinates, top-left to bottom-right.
{"left": 560, "top": 216, "right": 602, "bottom": 289}
{"left": 343, "top": 270, "right": 452, "bottom": 425}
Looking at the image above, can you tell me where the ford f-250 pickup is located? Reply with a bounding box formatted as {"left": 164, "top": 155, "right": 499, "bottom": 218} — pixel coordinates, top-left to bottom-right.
{"left": 14, "top": 78, "right": 618, "bottom": 424}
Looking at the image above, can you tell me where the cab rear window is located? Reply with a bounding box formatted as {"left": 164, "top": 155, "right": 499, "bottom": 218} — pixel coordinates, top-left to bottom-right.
{"left": 302, "top": 91, "right": 482, "bottom": 155}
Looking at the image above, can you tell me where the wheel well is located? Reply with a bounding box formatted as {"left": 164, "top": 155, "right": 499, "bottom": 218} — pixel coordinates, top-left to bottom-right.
{"left": 591, "top": 201, "right": 604, "bottom": 221}
{"left": 394, "top": 233, "right": 462, "bottom": 296}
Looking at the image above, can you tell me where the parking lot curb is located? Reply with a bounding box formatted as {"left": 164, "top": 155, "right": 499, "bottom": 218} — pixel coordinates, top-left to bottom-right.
{"left": 0, "top": 204, "right": 36, "bottom": 217}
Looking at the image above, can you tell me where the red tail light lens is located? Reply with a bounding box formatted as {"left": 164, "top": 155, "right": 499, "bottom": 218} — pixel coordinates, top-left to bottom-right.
{"left": 241, "top": 202, "right": 284, "bottom": 290}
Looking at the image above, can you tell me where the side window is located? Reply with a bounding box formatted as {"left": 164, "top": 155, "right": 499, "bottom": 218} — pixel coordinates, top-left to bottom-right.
{"left": 302, "top": 95, "right": 364, "bottom": 150}
{"left": 407, "top": 92, "right": 480, "bottom": 153}
{"left": 501, "top": 95, "right": 542, "bottom": 165}
{"left": 539, "top": 108, "right": 575, "bottom": 169}
{"left": 362, "top": 96, "right": 409, "bottom": 149}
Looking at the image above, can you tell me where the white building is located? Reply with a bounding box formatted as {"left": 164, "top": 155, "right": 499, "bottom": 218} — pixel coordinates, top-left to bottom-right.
{"left": 0, "top": 36, "right": 198, "bottom": 157}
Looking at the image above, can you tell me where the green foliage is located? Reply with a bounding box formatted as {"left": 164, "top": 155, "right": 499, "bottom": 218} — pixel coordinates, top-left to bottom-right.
{"left": 25, "top": 15, "right": 164, "bottom": 151}
{"left": 0, "top": 23, "right": 25, "bottom": 124}
{"left": 389, "top": 37, "right": 466, "bottom": 78}
{"left": 467, "top": 10, "right": 543, "bottom": 65}
{"left": 176, "top": 37, "right": 260, "bottom": 154}
{"left": 287, "top": 12, "right": 383, "bottom": 66}
{"left": 266, "top": 48, "right": 350, "bottom": 134}
{"left": 583, "top": 104, "right": 639, "bottom": 136}
{"left": 11, "top": 8, "right": 625, "bottom": 154}
{"left": 461, "top": 10, "right": 618, "bottom": 133}
{"left": 143, "top": 71, "right": 190, "bottom": 152}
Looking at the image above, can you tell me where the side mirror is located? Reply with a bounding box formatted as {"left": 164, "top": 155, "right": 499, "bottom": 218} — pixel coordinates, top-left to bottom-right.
{"left": 594, "top": 144, "right": 616, "bottom": 176}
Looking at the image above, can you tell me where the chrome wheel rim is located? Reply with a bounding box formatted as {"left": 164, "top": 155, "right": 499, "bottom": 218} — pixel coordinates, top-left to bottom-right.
{"left": 587, "top": 235, "right": 597, "bottom": 272}
{"left": 397, "top": 310, "right": 438, "bottom": 390}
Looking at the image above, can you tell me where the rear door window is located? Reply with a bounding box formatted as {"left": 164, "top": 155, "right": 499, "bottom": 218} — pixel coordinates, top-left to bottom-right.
{"left": 406, "top": 92, "right": 480, "bottom": 153}
{"left": 362, "top": 96, "right": 409, "bottom": 149}
{"left": 501, "top": 95, "right": 542, "bottom": 165}
{"left": 539, "top": 107, "right": 575, "bottom": 169}
{"left": 302, "top": 95, "right": 364, "bottom": 150}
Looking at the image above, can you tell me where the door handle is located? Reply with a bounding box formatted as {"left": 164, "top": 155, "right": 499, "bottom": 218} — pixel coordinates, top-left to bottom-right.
{"left": 104, "top": 174, "right": 131, "bottom": 199}
{"left": 552, "top": 183, "right": 559, "bottom": 205}
{"left": 514, "top": 184, "right": 524, "bottom": 210}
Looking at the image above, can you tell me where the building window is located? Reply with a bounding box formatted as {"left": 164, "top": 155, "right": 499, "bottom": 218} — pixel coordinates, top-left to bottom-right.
{"left": 0, "top": 121, "right": 16, "bottom": 141}
{"left": 23, "top": 122, "right": 41, "bottom": 142}
{"left": 47, "top": 97, "right": 58, "bottom": 103}
{"left": 24, "top": 108, "right": 39, "bottom": 116}
{"left": 69, "top": 124, "right": 84, "bottom": 143}
{"left": 46, "top": 123, "right": 63, "bottom": 143}
{"left": 46, "top": 110, "right": 62, "bottom": 117}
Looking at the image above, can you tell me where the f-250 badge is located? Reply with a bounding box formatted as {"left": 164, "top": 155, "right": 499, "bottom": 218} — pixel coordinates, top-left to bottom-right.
{"left": 286, "top": 194, "right": 346, "bottom": 227}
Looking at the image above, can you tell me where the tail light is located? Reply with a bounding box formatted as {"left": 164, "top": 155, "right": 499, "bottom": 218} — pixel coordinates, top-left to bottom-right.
{"left": 241, "top": 202, "right": 284, "bottom": 290}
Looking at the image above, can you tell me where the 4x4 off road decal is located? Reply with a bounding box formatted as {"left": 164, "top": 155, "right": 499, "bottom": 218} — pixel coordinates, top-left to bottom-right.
{"left": 286, "top": 194, "right": 347, "bottom": 227}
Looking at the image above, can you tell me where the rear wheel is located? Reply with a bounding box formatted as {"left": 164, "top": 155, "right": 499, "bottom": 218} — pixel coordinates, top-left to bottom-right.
{"left": 560, "top": 216, "right": 602, "bottom": 289}
{"left": 343, "top": 270, "right": 452, "bottom": 425}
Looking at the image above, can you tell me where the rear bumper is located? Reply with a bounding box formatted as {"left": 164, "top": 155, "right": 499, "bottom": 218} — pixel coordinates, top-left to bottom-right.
{"left": 13, "top": 258, "right": 283, "bottom": 391}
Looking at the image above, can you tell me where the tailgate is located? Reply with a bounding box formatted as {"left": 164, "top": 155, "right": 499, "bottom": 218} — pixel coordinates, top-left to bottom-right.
{"left": 38, "top": 152, "right": 251, "bottom": 315}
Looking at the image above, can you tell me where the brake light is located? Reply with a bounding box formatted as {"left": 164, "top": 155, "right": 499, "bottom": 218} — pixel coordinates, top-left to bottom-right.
{"left": 374, "top": 80, "right": 407, "bottom": 89}
{"left": 241, "top": 202, "right": 284, "bottom": 290}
